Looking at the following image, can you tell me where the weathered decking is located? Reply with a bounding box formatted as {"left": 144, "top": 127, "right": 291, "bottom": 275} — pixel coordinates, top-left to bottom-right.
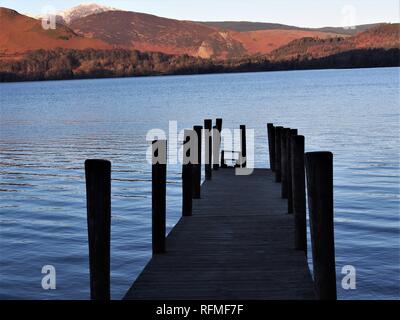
{"left": 124, "top": 168, "right": 315, "bottom": 300}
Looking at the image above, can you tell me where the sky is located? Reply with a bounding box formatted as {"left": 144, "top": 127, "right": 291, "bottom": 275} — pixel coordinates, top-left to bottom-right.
{"left": 1, "top": 0, "right": 399, "bottom": 28}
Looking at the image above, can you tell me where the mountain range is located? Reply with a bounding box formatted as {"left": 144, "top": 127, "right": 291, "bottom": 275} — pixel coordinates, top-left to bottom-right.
{"left": 0, "top": 3, "right": 399, "bottom": 81}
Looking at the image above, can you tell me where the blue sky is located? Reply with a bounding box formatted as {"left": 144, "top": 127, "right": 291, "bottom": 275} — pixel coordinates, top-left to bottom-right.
{"left": 1, "top": 0, "right": 399, "bottom": 27}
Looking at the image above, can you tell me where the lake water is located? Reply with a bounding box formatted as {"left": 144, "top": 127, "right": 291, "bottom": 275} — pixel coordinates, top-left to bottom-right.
{"left": 0, "top": 67, "right": 399, "bottom": 300}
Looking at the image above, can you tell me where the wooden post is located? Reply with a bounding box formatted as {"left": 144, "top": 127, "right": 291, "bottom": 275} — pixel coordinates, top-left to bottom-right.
{"left": 274, "top": 126, "right": 283, "bottom": 182}
{"left": 216, "top": 118, "right": 223, "bottom": 132}
{"left": 240, "top": 125, "right": 247, "bottom": 168}
{"left": 152, "top": 140, "right": 167, "bottom": 255}
{"left": 291, "top": 135, "right": 306, "bottom": 253}
{"left": 193, "top": 125, "right": 202, "bottom": 199}
{"left": 213, "top": 118, "right": 223, "bottom": 170}
{"left": 182, "top": 130, "right": 193, "bottom": 216}
{"left": 305, "top": 152, "right": 337, "bottom": 300}
{"left": 267, "top": 123, "right": 275, "bottom": 171}
{"left": 221, "top": 150, "right": 227, "bottom": 168}
{"left": 204, "top": 119, "right": 212, "bottom": 180}
{"left": 212, "top": 125, "right": 219, "bottom": 170}
{"left": 281, "top": 128, "right": 290, "bottom": 198}
{"left": 287, "top": 129, "right": 298, "bottom": 213}
{"left": 85, "top": 159, "right": 111, "bottom": 300}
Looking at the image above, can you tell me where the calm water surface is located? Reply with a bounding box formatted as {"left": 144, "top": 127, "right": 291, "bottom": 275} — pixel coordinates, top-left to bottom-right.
{"left": 0, "top": 68, "right": 399, "bottom": 299}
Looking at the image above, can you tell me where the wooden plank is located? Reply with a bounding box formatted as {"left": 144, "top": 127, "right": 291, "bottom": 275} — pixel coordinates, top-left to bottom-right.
{"left": 124, "top": 168, "right": 315, "bottom": 300}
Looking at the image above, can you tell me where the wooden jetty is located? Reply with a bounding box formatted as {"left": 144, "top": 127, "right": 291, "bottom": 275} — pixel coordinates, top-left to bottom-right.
{"left": 124, "top": 168, "right": 314, "bottom": 300}
{"left": 85, "top": 120, "right": 337, "bottom": 301}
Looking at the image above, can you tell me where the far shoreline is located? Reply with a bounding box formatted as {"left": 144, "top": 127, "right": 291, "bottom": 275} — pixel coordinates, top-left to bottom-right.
{"left": 1, "top": 63, "right": 399, "bottom": 84}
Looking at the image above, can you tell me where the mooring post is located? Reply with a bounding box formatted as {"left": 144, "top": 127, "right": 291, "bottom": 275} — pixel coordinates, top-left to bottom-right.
{"left": 213, "top": 118, "right": 223, "bottom": 170}
{"left": 287, "top": 128, "right": 298, "bottom": 213}
{"left": 240, "top": 125, "right": 247, "bottom": 168}
{"left": 212, "top": 125, "right": 219, "bottom": 170}
{"left": 216, "top": 118, "right": 223, "bottom": 133}
{"left": 221, "top": 150, "right": 227, "bottom": 168}
{"left": 182, "top": 130, "right": 194, "bottom": 216}
{"left": 151, "top": 140, "right": 167, "bottom": 255}
{"left": 274, "top": 126, "right": 283, "bottom": 182}
{"left": 281, "top": 128, "right": 290, "bottom": 198}
{"left": 193, "top": 125, "right": 202, "bottom": 199}
{"left": 267, "top": 123, "right": 276, "bottom": 171}
{"left": 305, "top": 151, "right": 337, "bottom": 300}
{"left": 291, "top": 135, "right": 306, "bottom": 253}
{"left": 204, "top": 119, "right": 212, "bottom": 180}
{"left": 85, "top": 159, "right": 111, "bottom": 300}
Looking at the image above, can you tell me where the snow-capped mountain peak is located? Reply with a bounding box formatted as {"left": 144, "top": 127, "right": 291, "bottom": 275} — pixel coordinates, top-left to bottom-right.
{"left": 57, "top": 3, "right": 118, "bottom": 23}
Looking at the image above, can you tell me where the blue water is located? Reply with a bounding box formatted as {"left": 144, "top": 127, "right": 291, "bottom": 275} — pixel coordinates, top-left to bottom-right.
{"left": 0, "top": 67, "right": 399, "bottom": 300}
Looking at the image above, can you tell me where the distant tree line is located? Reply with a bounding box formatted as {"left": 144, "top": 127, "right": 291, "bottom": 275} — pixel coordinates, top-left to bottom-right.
{"left": 0, "top": 47, "right": 399, "bottom": 82}
{"left": 226, "top": 48, "right": 400, "bottom": 72}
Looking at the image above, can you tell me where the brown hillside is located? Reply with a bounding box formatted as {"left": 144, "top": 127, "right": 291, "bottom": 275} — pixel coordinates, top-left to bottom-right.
{"left": 69, "top": 10, "right": 345, "bottom": 59}
{"left": 0, "top": 7, "right": 110, "bottom": 56}
{"left": 351, "top": 23, "right": 400, "bottom": 49}
{"left": 231, "top": 29, "right": 346, "bottom": 55}
{"left": 69, "top": 10, "right": 246, "bottom": 59}
{"left": 268, "top": 24, "right": 400, "bottom": 61}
